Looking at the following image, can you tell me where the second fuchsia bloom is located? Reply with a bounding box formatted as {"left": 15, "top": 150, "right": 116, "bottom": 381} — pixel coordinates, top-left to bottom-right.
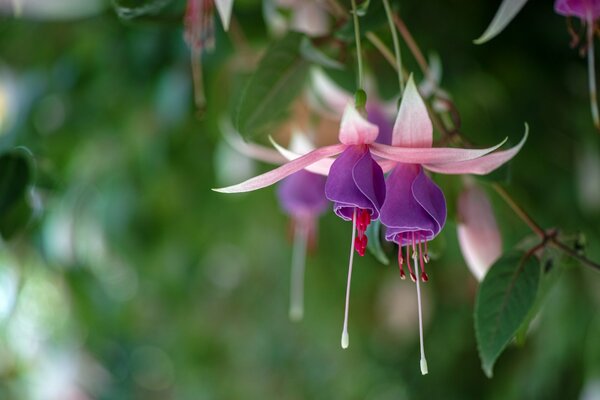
{"left": 214, "top": 74, "right": 527, "bottom": 372}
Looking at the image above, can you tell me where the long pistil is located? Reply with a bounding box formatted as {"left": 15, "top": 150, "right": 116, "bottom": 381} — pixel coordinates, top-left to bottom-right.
{"left": 341, "top": 208, "right": 358, "bottom": 349}
{"left": 412, "top": 232, "right": 429, "bottom": 375}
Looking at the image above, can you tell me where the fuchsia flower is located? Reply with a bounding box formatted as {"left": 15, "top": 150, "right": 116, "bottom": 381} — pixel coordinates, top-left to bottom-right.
{"left": 277, "top": 170, "right": 328, "bottom": 321}
{"left": 374, "top": 76, "right": 526, "bottom": 374}
{"left": 214, "top": 74, "right": 526, "bottom": 373}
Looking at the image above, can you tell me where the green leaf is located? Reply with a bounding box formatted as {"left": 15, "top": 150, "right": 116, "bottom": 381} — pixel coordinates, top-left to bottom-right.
{"left": 514, "top": 248, "right": 564, "bottom": 345}
{"left": 300, "top": 37, "right": 344, "bottom": 70}
{"left": 475, "top": 252, "right": 541, "bottom": 377}
{"left": 0, "top": 150, "right": 33, "bottom": 239}
{"left": 235, "top": 32, "right": 309, "bottom": 139}
{"left": 0, "top": 196, "right": 33, "bottom": 240}
{"left": 0, "top": 151, "right": 31, "bottom": 215}
{"left": 112, "top": 0, "right": 173, "bottom": 19}
{"left": 366, "top": 219, "right": 389, "bottom": 265}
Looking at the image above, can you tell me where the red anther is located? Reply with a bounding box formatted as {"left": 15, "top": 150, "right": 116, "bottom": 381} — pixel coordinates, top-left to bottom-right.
{"left": 421, "top": 272, "right": 429, "bottom": 282}
{"left": 354, "top": 235, "right": 367, "bottom": 256}
{"left": 423, "top": 254, "right": 430, "bottom": 263}
{"left": 410, "top": 272, "right": 417, "bottom": 282}
{"left": 399, "top": 268, "right": 406, "bottom": 280}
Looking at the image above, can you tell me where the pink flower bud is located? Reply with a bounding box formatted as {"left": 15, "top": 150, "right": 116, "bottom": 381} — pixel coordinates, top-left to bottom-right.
{"left": 457, "top": 184, "right": 502, "bottom": 281}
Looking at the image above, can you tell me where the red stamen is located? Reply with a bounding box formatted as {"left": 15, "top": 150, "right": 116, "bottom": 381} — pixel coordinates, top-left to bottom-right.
{"left": 406, "top": 234, "right": 416, "bottom": 282}
{"left": 397, "top": 238, "right": 406, "bottom": 279}
{"left": 418, "top": 233, "right": 429, "bottom": 282}
{"left": 352, "top": 208, "right": 371, "bottom": 256}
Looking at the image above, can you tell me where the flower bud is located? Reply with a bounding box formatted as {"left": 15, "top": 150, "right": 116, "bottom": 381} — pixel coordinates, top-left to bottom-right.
{"left": 457, "top": 184, "right": 502, "bottom": 281}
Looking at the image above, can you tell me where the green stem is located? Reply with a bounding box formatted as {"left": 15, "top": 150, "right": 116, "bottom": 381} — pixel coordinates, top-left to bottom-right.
{"left": 350, "top": 0, "right": 364, "bottom": 90}
{"left": 383, "top": 0, "right": 404, "bottom": 94}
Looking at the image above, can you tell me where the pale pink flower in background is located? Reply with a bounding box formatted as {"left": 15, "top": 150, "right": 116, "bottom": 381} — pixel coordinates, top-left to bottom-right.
{"left": 457, "top": 182, "right": 503, "bottom": 281}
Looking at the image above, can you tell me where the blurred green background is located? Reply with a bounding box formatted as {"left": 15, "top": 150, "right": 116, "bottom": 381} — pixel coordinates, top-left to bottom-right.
{"left": 1, "top": 0, "right": 600, "bottom": 399}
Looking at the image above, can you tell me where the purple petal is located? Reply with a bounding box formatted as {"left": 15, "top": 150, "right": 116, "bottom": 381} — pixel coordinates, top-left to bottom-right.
{"left": 555, "top": 0, "right": 600, "bottom": 19}
{"left": 380, "top": 164, "right": 446, "bottom": 245}
{"left": 325, "top": 145, "right": 386, "bottom": 220}
{"left": 277, "top": 170, "right": 328, "bottom": 218}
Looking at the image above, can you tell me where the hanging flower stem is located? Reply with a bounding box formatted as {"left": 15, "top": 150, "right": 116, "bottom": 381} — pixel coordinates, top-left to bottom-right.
{"left": 383, "top": 0, "right": 404, "bottom": 94}
{"left": 350, "top": 0, "right": 364, "bottom": 90}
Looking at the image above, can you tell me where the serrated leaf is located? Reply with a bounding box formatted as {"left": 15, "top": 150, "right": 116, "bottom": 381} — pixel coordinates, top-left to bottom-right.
{"left": 514, "top": 248, "right": 564, "bottom": 345}
{"left": 112, "top": 0, "right": 173, "bottom": 19}
{"left": 366, "top": 219, "right": 389, "bottom": 265}
{"left": 475, "top": 252, "right": 541, "bottom": 377}
{"left": 235, "top": 32, "right": 309, "bottom": 139}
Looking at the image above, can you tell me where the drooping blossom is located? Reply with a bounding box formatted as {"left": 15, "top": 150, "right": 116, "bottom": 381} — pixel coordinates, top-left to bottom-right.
{"left": 457, "top": 181, "right": 503, "bottom": 281}
{"left": 215, "top": 78, "right": 524, "bottom": 353}
{"left": 376, "top": 75, "right": 526, "bottom": 374}
{"left": 184, "top": 0, "right": 234, "bottom": 109}
{"left": 277, "top": 169, "right": 328, "bottom": 321}
{"left": 223, "top": 128, "right": 329, "bottom": 321}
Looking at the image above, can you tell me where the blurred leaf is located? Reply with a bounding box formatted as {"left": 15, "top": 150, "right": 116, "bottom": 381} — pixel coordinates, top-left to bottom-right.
{"left": 0, "top": 151, "right": 30, "bottom": 215}
{"left": 475, "top": 252, "right": 541, "bottom": 377}
{"left": 300, "top": 37, "right": 344, "bottom": 70}
{"left": 366, "top": 219, "right": 389, "bottom": 265}
{"left": 0, "top": 150, "right": 33, "bottom": 239}
{"left": 0, "top": 196, "right": 32, "bottom": 239}
{"left": 236, "top": 32, "right": 309, "bottom": 139}
{"left": 112, "top": 0, "right": 173, "bottom": 19}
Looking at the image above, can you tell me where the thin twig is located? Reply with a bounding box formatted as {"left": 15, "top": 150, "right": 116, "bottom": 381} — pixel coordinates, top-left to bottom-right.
{"left": 491, "top": 184, "right": 546, "bottom": 238}
{"left": 350, "top": 0, "right": 364, "bottom": 90}
{"left": 550, "top": 239, "right": 600, "bottom": 271}
{"left": 393, "top": 13, "right": 429, "bottom": 77}
{"left": 383, "top": 0, "right": 404, "bottom": 93}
